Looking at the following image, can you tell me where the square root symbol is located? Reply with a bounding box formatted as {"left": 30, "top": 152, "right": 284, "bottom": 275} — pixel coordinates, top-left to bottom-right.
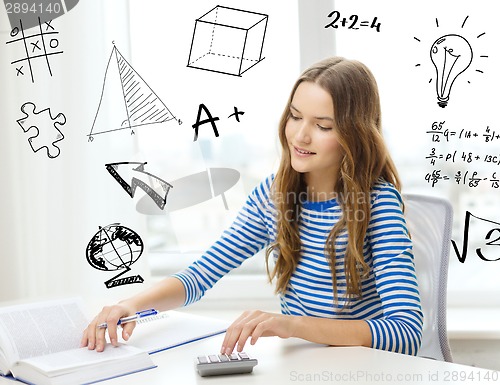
{"left": 187, "top": 5, "right": 268, "bottom": 76}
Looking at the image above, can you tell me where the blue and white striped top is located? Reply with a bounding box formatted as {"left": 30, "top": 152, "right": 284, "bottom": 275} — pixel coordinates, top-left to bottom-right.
{"left": 173, "top": 175, "right": 423, "bottom": 355}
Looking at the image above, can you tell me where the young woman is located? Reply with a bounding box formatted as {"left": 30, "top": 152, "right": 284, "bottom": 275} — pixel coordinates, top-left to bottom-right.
{"left": 81, "top": 57, "right": 423, "bottom": 356}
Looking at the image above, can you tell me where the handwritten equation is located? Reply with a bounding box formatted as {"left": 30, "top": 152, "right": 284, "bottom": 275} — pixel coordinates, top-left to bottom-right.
{"left": 425, "top": 169, "right": 499, "bottom": 188}
{"left": 426, "top": 149, "right": 500, "bottom": 166}
{"left": 427, "top": 121, "right": 499, "bottom": 143}
{"left": 325, "top": 11, "right": 381, "bottom": 32}
{"left": 424, "top": 121, "right": 499, "bottom": 188}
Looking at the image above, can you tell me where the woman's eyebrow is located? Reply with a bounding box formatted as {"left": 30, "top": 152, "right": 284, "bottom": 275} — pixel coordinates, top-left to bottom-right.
{"left": 290, "top": 104, "right": 334, "bottom": 121}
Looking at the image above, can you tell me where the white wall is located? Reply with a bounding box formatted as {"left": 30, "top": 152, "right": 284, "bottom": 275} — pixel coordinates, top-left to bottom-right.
{"left": 0, "top": 1, "right": 149, "bottom": 307}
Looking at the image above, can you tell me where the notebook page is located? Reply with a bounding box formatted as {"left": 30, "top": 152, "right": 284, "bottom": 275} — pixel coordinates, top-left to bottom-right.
{"left": 129, "top": 310, "right": 229, "bottom": 354}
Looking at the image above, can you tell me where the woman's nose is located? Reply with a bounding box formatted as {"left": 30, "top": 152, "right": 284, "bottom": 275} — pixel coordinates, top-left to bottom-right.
{"left": 295, "top": 122, "right": 311, "bottom": 144}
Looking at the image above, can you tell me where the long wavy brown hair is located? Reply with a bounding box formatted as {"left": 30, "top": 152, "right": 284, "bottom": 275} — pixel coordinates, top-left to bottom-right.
{"left": 266, "top": 57, "right": 401, "bottom": 301}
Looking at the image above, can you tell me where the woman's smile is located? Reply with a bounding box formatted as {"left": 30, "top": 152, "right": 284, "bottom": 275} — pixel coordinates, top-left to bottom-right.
{"left": 292, "top": 145, "right": 316, "bottom": 157}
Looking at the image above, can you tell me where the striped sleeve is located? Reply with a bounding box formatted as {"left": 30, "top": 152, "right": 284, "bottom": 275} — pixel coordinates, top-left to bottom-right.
{"left": 364, "top": 185, "right": 424, "bottom": 356}
{"left": 172, "top": 177, "right": 273, "bottom": 305}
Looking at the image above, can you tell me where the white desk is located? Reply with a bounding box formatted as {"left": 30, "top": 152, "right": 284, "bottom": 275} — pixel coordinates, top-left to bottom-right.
{"left": 101, "top": 333, "right": 498, "bottom": 385}
{"left": 0, "top": 305, "right": 497, "bottom": 385}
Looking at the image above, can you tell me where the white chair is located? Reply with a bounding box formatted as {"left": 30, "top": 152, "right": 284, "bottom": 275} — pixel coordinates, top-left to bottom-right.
{"left": 403, "top": 194, "right": 454, "bottom": 362}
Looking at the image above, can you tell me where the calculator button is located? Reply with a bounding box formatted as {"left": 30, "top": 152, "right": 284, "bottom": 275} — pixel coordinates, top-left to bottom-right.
{"left": 238, "top": 352, "right": 250, "bottom": 360}
{"left": 208, "top": 355, "right": 220, "bottom": 363}
{"left": 197, "top": 356, "right": 208, "bottom": 364}
{"left": 218, "top": 354, "right": 229, "bottom": 362}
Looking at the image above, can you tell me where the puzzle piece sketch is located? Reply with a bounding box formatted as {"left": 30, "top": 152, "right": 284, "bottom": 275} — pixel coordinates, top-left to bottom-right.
{"left": 17, "top": 102, "right": 67, "bottom": 158}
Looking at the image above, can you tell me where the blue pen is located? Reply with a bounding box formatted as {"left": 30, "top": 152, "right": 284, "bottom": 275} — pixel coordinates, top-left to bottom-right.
{"left": 98, "top": 309, "right": 158, "bottom": 329}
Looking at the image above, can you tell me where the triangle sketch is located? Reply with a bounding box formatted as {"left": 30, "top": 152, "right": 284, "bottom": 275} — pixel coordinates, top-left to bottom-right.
{"left": 88, "top": 44, "right": 180, "bottom": 141}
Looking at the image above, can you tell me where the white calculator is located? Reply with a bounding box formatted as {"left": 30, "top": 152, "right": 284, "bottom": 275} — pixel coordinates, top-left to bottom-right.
{"left": 196, "top": 352, "right": 258, "bottom": 377}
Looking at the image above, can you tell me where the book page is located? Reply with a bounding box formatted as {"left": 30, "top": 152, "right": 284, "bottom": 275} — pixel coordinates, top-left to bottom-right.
{"left": 17, "top": 344, "right": 145, "bottom": 374}
{"left": 11, "top": 344, "right": 155, "bottom": 385}
{"left": 0, "top": 324, "right": 16, "bottom": 374}
{"left": 0, "top": 298, "right": 88, "bottom": 364}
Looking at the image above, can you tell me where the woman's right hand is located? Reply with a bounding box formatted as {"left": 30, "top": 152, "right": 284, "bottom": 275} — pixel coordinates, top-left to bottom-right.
{"left": 80, "top": 301, "right": 137, "bottom": 352}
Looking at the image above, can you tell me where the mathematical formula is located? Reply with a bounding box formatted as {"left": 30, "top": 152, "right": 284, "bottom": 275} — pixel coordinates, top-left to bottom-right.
{"left": 425, "top": 170, "right": 499, "bottom": 188}
{"left": 424, "top": 121, "right": 499, "bottom": 188}
{"left": 452, "top": 211, "right": 500, "bottom": 263}
{"left": 427, "top": 121, "right": 499, "bottom": 143}
{"left": 325, "top": 11, "right": 381, "bottom": 32}
{"left": 426, "top": 148, "right": 500, "bottom": 166}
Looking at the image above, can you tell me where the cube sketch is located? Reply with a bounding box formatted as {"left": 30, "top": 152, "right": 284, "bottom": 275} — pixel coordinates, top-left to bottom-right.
{"left": 187, "top": 6, "right": 268, "bottom": 76}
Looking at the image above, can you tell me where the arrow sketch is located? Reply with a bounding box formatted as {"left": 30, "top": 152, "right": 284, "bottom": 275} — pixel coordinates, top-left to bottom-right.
{"left": 135, "top": 167, "right": 240, "bottom": 215}
{"left": 105, "top": 162, "right": 173, "bottom": 210}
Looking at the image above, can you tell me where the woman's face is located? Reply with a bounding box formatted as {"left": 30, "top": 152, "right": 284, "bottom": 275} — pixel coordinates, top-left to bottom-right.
{"left": 285, "top": 81, "right": 343, "bottom": 181}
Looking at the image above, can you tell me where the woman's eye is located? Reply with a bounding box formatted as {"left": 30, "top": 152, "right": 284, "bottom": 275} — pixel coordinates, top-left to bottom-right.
{"left": 290, "top": 114, "right": 301, "bottom": 121}
{"left": 318, "top": 125, "right": 332, "bottom": 131}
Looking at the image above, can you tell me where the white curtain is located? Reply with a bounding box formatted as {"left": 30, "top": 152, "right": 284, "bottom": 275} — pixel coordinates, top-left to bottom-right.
{"left": 0, "top": 0, "right": 150, "bottom": 308}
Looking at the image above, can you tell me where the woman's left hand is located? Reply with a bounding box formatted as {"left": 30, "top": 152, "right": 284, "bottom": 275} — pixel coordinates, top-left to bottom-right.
{"left": 221, "top": 310, "right": 296, "bottom": 355}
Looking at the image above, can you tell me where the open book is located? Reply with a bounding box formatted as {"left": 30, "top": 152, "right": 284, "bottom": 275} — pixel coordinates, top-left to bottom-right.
{"left": 0, "top": 298, "right": 229, "bottom": 385}
{"left": 0, "top": 298, "right": 155, "bottom": 385}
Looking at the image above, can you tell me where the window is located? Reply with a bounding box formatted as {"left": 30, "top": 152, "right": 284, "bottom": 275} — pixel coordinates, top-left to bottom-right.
{"left": 129, "top": 0, "right": 500, "bottom": 309}
{"left": 333, "top": 0, "right": 500, "bottom": 307}
{"left": 128, "top": 1, "right": 300, "bottom": 285}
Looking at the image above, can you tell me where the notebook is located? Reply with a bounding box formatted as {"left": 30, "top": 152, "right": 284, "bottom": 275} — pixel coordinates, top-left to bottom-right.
{"left": 128, "top": 310, "right": 230, "bottom": 354}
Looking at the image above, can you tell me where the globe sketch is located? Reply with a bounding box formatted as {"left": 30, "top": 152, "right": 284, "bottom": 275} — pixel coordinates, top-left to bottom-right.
{"left": 86, "top": 223, "right": 143, "bottom": 272}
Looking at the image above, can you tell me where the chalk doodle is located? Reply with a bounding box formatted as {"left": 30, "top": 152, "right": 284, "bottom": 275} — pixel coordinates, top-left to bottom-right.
{"left": 414, "top": 16, "right": 487, "bottom": 107}
{"left": 88, "top": 43, "right": 181, "bottom": 141}
{"left": 16, "top": 102, "right": 66, "bottom": 158}
{"left": 187, "top": 5, "right": 268, "bottom": 76}
{"left": 5, "top": 17, "right": 63, "bottom": 83}
{"left": 452, "top": 212, "right": 500, "bottom": 263}
{"left": 86, "top": 223, "right": 145, "bottom": 289}
{"left": 105, "top": 162, "right": 173, "bottom": 210}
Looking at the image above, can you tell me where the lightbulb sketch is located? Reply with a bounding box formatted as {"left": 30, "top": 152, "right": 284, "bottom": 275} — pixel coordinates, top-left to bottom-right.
{"left": 414, "top": 16, "right": 487, "bottom": 108}
{"left": 430, "top": 34, "right": 472, "bottom": 108}
{"left": 88, "top": 43, "right": 181, "bottom": 141}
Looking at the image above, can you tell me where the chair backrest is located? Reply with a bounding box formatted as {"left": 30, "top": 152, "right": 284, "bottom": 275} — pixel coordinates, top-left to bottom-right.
{"left": 403, "top": 194, "right": 453, "bottom": 362}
